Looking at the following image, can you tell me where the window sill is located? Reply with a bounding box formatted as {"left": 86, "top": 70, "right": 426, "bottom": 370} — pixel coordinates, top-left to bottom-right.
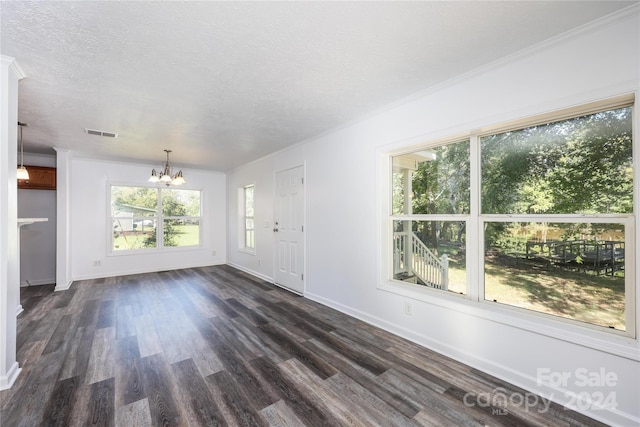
{"left": 237, "top": 248, "right": 256, "bottom": 256}
{"left": 377, "top": 279, "right": 639, "bottom": 361}
{"left": 107, "top": 245, "right": 204, "bottom": 257}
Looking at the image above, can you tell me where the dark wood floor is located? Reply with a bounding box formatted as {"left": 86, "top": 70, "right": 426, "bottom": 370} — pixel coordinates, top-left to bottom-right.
{"left": 0, "top": 265, "right": 605, "bottom": 426}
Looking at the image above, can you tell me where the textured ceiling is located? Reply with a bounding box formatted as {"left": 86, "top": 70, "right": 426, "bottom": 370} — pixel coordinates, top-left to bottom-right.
{"left": 1, "top": 1, "right": 635, "bottom": 171}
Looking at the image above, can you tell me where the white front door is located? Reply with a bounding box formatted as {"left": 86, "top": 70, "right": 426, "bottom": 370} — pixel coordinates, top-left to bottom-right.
{"left": 274, "top": 166, "right": 304, "bottom": 294}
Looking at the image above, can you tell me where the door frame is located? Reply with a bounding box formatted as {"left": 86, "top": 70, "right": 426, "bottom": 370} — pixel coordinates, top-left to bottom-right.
{"left": 272, "top": 164, "right": 306, "bottom": 295}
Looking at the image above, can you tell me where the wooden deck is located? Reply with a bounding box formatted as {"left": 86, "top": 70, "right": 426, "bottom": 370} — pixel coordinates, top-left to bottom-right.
{"left": 526, "top": 240, "right": 624, "bottom": 276}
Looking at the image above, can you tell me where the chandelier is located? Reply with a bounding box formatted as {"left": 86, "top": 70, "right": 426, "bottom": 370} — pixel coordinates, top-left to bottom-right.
{"left": 148, "top": 149, "right": 186, "bottom": 186}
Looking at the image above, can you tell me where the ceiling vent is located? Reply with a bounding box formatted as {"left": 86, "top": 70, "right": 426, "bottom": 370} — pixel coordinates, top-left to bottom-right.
{"left": 85, "top": 128, "right": 118, "bottom": 138}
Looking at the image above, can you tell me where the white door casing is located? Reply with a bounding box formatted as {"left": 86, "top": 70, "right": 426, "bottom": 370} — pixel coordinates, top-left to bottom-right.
{"left": 273, "top": 166, "right": 304, "bottom": 294}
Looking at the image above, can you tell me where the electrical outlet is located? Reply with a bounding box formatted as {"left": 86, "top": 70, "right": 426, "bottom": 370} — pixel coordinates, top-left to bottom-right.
{"left": 93, "top": 260, "right": 101, "bottom": 267}
{"left": 404, "top": 302, "right": 412, "bottom": 316}
{"left": 212, "top": 250, "right": 216, "bottom": 256}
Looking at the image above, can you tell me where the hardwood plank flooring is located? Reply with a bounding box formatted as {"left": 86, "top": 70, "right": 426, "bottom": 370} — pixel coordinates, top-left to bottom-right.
{"left": 0, "top": 265, "right": 607, "bottom": 426}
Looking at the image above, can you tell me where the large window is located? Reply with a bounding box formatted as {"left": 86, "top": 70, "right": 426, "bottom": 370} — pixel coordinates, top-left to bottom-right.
{"left": 111, "top": 186, "right": 201, "bottom": 252}
{"left": 390, "top": 102, "right": 634, "bottom": 334}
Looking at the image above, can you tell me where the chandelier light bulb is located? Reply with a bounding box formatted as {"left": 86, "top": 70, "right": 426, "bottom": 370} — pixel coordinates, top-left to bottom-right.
{"left": 149, "top": 149, "right": 185, "bottom": 186}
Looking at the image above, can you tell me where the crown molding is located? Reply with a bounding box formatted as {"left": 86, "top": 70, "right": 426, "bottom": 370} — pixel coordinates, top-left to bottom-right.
{"left": 229, "top": 3, "right": 640, "bottom": 174}
{"left": 375, "top": 2, "right": 640, "bottom": 122}
{"left": 0, "top": 55, "right": 26, "bottom": 80}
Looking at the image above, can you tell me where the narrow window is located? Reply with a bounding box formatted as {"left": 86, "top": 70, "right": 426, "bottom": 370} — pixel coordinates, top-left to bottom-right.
{"left": 244, "top": 185, "right": 255, "bottom": 250}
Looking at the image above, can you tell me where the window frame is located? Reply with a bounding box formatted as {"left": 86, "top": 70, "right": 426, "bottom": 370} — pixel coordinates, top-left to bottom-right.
{"left": 238, "top": 183, "right": 256, "bottom": 254}
{"left": 379, "top": 96, "right": 637, "bottom": 348}
{"left": 108, "top": 183, "right": 203, "bottom": 255}
{"left": 390, "top": 138, "right": 472, "bottom": 296}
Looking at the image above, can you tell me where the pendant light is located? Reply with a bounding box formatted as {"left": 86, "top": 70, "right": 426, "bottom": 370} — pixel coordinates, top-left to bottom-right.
{"left": 148, "top": 149, "right": 186, "bottom": 186}
{"left": 17, "top": 122, "right": 29, "bottom": 181}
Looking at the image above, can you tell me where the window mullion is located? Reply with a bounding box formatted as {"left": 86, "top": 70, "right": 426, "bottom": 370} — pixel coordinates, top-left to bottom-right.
{"left": 390, "top": 214, "right": 469, "bottom": 221}
{"left": 469, "top": 134, "right": 481, "bottom": 301}
{"left": 481, "top": 214, "right": 633, "bottom": 222}
{"left": 157, "top": 188, "right": 163, "bottom": 249}
{"left": 624, "top": 218, "right": 636, "bottom": 334}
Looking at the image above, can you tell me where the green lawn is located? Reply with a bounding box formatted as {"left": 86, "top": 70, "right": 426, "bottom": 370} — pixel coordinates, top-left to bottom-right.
{"left": 432, "top": 242, "right": 466, "bottom": 294}
{"left": 113, "top": 224, "right": 200, "bottom": 250}
{"left": 435, "top": 241, "right": 625, "bottom": 330}
{"left": 113, "top": 230, "right": 153, "bottom": 250}
{"left": 167, "top": 224, "right": 200, "bottom": 247}
{"left": 484, "top": 259, "right": 625, "bottom": 330}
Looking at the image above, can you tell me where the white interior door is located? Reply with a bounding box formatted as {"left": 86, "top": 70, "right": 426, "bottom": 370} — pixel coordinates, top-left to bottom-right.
{"left": 274, "top": 166, "right": 304, "bottom": 294}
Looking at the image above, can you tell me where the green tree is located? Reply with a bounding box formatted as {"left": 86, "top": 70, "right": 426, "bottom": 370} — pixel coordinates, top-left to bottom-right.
{"left": 411, "top": 140, "right": 470, "bottom": 251}
{"left": 143, "top": 191, "right": 189, "bottom": 247}
{"left": 481, "top": 107, "right": 632, "bottom": 250}
{"left": 482, "top": 107, "right": 632, "bottom": 216}
{"left": 113, "top": 187, "right": 158, "bottom": 211}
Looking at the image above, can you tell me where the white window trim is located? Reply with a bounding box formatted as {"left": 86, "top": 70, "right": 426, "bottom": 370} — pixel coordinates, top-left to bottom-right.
{"left": 108, "top": 183, "right": 203, "bottom": 255}
{"left": 238, "top": 183, "right": 256, "bottom": 255}
{"left": 377, "top": 95, "right": 638, "bottom": 360}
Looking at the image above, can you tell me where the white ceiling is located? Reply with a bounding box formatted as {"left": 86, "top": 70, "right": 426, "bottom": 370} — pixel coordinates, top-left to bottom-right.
{"left": 1, "top": 1, "right": 635, "bottom": 171}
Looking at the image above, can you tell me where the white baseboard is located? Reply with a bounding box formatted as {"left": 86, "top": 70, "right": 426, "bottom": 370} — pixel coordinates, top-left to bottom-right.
{"left": 54, "top": 280, "right": 73, "bottom": 292}
{"left": 21, "top": 278, "right": 56, "bottom": 287}
{"left": 226, "top": 262, "right": 274, "bottom": 283}
{"left": 0, "top": 362, "right": 21, "bottom": 391}
{"left": 225, "top": 263, "right": 303, "bottom": 295}
{"left": 304, "top": 291, "right": 639, "bottom": 427}
{"left": 70, "top": 261, "right": 226, "bottom": 283}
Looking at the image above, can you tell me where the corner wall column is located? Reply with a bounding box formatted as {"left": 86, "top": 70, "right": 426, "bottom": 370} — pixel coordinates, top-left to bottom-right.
{"left": 54, "top": 148, "right": 72, "bottom": 291}
{"left": 0, "top": 55, "right": 26, "bottom": 390}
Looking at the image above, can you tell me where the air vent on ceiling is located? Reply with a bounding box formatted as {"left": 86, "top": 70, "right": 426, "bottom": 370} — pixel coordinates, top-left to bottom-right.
{"left": 85, "top": 128, "right": 118, "bottom": 138}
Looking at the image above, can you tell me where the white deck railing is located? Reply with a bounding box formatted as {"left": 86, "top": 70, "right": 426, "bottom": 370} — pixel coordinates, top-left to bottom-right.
{"left": 394, "top": 231, "right": 448, "bottom": 290}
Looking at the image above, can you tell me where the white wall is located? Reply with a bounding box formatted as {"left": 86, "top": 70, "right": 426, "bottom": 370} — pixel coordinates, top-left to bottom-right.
{"left": 18, "top": 153, "right": 56, "bottom": 286}
{"left": 0, "top": 55, "right": 24, "bottom": 390}
{"left": 69, "top": 157, "right": 226, "bottom": 280}
{"left": 226, "top": 9, "right": 640, "bottom": 426}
